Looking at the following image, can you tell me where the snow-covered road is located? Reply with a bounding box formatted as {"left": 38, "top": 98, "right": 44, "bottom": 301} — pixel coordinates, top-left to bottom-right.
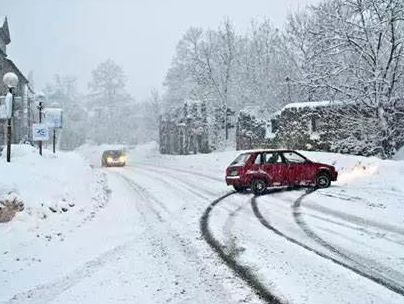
{"left": 2, "top": 144, "right": 404, "bottom": 304}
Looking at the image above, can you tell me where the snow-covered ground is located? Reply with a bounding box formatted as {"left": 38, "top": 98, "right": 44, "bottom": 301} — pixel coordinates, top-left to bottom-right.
{"left": 1, "top": 143, "right": 404, "bottom": 303}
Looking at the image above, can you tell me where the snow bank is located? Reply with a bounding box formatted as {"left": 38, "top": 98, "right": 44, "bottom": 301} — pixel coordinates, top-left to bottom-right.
{"left": 0, "top": 144, "right": 105, "bottom": 225}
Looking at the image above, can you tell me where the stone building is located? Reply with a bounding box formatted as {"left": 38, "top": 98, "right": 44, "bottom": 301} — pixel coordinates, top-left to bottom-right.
{"left": 236, "top": 100, "right": 404, "bottom": 157}
{"left": 159, "top": 101, "right": 211, "bottom": 155}
{"left": 0, "top": 17, "right": 35, "bottom": 146}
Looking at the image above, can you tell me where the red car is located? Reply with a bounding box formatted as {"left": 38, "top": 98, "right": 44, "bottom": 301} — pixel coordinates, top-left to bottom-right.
{"left": 225, "top": 149, "right": 337, "bottom": 195}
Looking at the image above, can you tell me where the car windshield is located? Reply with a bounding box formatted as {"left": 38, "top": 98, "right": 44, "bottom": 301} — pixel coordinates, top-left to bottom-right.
{"left": 230, "top": 153, "right": 251, "bottom": 166}
{"left": 105, "top": 150, "right": 124, "bottom": 157}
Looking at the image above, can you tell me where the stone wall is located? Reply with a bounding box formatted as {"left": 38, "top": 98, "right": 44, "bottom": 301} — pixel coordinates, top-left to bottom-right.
{"left": 236, "top": 101, "right": 404, "bottom": 157}
{"left": 159, "top": 101, "right": 211, "bottom": 155}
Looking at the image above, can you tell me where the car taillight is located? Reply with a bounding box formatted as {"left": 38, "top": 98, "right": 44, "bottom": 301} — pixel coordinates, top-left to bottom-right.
{"left": 230, "top": 169, "right": 239, "bottom": 176}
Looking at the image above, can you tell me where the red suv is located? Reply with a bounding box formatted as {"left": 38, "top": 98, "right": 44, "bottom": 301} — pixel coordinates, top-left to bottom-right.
{"left": 225, "top": 150, "right": 337, "bottom": 194}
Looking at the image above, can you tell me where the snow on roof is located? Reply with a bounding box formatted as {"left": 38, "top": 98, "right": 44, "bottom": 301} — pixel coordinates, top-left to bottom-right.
{"left": 184, "top": 99, "right": 202, "bottom": 105}
{"left": 282, "top": 100, "right": 353, "bottom": 111}
{"left": 240, "top": 105, "right": 277, "bottom": 120}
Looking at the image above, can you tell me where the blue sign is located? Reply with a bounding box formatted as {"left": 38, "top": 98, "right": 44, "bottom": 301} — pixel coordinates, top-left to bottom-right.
{"left": 32, "top": 124, "right": 49, "bottom": 141}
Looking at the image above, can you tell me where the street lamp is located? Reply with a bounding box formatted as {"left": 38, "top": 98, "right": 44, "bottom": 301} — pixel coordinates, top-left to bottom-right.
{"left": 285, "top": 76, "right": 292, "bottom": 104}
{"left": 35, "top": 92, "right": 46, "bottom": 156}
{"left": 3, "top": 72, "right": 19, "bottom": 163}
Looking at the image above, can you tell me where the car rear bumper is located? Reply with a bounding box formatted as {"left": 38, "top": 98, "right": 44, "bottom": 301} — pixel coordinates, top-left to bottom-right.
{"left": 331, "top": 171, "right": 338, "bottom": 181}
{"left": 226, "top": 176, "right": 242, "bottom": 186}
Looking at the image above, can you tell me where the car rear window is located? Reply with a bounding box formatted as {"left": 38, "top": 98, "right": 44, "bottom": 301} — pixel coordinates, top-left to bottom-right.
{"left": 231, "top": 153, "right": 251, "bottom": 166}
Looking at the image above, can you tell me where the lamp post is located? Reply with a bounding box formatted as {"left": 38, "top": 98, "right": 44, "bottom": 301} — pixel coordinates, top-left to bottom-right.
{"left": 3, "top": 72, "right": 19, "bottom": 163}
{"left": 36, "top": 92, "right": 45, "bottom": 156}
{"left": 285, "top": 76, "right": 292, "bottom": 104}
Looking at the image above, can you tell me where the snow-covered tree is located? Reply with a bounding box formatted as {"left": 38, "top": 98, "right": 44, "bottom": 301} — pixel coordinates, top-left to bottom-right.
{"left": 44, "top": 75, "right": 87, "bottom": 150}
{"left": 284, "top": 0, "right": 404, "bottom": 157}
{"left": 86, "top": 59, "right": 137, "bottom": 145}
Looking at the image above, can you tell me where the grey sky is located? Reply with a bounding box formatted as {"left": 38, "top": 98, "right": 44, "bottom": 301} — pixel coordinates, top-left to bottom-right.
{"left": 3, "top": 0, "right": 320, "bottom": 100}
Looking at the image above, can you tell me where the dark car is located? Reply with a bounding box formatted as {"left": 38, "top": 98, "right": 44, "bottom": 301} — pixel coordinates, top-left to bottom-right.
{"left": 101, "top": 150, "right": 127, "bottom": 167}
{"left": 225, "top": 149, "right": 337, "bottom": 195}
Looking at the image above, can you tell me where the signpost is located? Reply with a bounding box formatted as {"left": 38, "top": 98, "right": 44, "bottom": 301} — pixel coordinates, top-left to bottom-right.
{"left": 32, "top": 123, "right": 50, "bottom": 141}
{"left": 44, "top": 108, "right": 63, "bottom": 153}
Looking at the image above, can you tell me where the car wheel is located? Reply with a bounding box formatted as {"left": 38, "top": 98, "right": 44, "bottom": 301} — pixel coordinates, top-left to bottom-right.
{"left": 251, "top": 179, "right": 266, "bottom": 195}
{"left": 233, "top": 185, "right": 246, "bottom": 192}
{"left": 316, "top": 172, "right": 331, "bottom": 188}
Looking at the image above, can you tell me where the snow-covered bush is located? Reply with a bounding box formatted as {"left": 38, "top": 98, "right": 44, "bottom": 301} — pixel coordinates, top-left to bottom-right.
{"left": 0, "top": 194, "right": 24, "bottom": 223}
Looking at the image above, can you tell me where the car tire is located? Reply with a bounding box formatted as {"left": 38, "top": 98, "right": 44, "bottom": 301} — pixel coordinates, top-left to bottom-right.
{"left": 251, "top": 179, "right": 267, "bottom": 195}
{"left": 233, "top": 185, "right": 246, "bottom": 192}
{"left": 316, "top": 172, "right": 331, "bottom": 188}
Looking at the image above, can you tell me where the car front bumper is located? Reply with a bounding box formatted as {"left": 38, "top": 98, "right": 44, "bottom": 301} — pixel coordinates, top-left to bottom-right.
{"left": 105, "top": 161, "right": 126, "bottom": 167}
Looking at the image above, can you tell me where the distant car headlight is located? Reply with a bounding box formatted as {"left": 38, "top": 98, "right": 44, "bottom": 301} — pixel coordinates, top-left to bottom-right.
{"left": 230, "top": 169, "right": 239, "bottom": 176}
{"left": 107, "top": 157, "right": 113, "bottom": 163}
{"left": 119, "top": 156, "right": 127, "bottom": 162}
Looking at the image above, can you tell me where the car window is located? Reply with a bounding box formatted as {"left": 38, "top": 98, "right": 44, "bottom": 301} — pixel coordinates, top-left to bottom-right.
{"left": 264, "top": 152, "right": 283, "bottom": 164}
{"left": 254, "top": 153, "right": 262, "bottom": 164}
{"left": 255, "top": 152, "right": 283, "bottom": 164}
{"left": 283, "top": 152, "right": 307, "bottom": 164}
{"left": 231, "top": 153, "right": 251, "bottom": 166}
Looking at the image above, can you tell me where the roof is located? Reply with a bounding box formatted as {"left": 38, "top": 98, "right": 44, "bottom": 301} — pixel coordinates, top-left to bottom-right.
{"left": 4, "top": 58, "right": 29, "bottom": 84}
{"left": 281, "top": 100, "right": 354, "bottom": 111}
{"left": 239, "top": 148, "right": 297, "bottom": 154}
{"left": 240, "top": 105, "right": 277, "bottom": 120}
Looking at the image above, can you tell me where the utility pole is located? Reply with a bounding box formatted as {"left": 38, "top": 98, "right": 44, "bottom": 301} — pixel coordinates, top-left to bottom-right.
{"left": 53, "top": 129, "right": 56, "bottom": 153}
{"left": 6, "top": 91, "right": 12, "bottom": 162}
{"left": 38, "top": 101, "right": 44, "bottom": 156}
{"left": 225, "top": 105, "right": 229, "bottom": 140}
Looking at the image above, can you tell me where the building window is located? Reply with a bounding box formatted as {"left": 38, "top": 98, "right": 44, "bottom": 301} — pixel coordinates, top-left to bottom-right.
{"left": 271, "top": 119, "right": 278, "bottom": 133}
{"left": 311, "top": 116, "right": 320, "bottom": 133}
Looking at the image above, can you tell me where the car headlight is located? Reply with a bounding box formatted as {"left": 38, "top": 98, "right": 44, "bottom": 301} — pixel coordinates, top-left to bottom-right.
{"left": 119, "top": 156, "right": 127, "bottom": 162}
{"left": 230, "top": 170, "right": 239, "bottom": 176}
{"left": 107, "top": 157, "right": 113, "bottom": 163}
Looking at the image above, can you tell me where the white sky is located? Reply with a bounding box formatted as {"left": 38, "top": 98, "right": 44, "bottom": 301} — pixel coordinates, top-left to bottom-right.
{"left": 3, "top": 0, "right": 321, "bottom": 100}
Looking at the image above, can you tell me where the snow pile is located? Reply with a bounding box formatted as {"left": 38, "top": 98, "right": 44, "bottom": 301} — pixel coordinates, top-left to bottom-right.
{"left": 0, "top": 144, "right": 104, "bottom": 224}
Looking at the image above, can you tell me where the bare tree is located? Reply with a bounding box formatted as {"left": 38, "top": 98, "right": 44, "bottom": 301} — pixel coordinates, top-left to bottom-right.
{"left": 289, "top": 0, "right": 404, "bottom": 157}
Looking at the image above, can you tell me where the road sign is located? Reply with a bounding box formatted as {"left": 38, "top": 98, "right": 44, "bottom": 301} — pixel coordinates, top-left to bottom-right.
{"left": 32, "top": 124, "right": 49, "bottom": 141}
{"left": 44, "top": 108, "right": 63, "bottom": 129}
{"left": 0, "top": 103, "right": 6, "bottom": 120}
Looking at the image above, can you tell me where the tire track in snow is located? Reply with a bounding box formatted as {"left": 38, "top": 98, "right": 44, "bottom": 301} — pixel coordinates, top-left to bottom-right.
{"left": 133, "top": 166, "right": 216, "bottom": 200}
{"left": 118, "top": 173, "right": 168, "bottom": 222}
{"left": 293, "top": 189, "right": 404, "bottom": 293}
{"left": 304, "top": 200, "right": 404, "bottom": 236}
{"left": 251, "top": 194, "right": 404, "bottom": 297}
{"left": 200, "top": 192, "right": 283, "bottom": 304}
{"left": 3, "top": 239, "right": 139, "bottom": 304}
{"left": 116, "top": 172, "right": 261, "bottom": 303}
{"left": 304, "top": 213, "right": 404, "bottom": 246}
{"left": 136, "top": 163, "right": 223, "bottom": 182}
